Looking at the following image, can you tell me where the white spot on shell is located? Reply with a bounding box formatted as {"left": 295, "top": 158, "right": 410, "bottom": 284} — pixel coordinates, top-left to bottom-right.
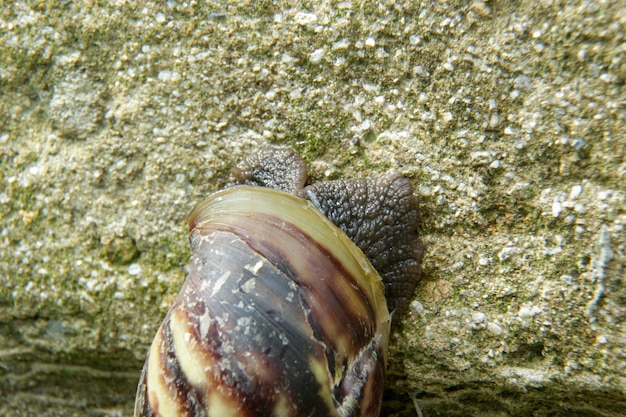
{"left": 244, "top": 261, "right": 263, "bottom": 275}
{"left": 199, "top": 308, "right": 212, "bottom": 341}
{"left": 240, "top": 278, "right": 256, "bottom": 293}
{"left": 237, "top": 316, "right": 251, "bottom": 330}
{"left": 211, "top": 271, "right": 230, "bottom": 297}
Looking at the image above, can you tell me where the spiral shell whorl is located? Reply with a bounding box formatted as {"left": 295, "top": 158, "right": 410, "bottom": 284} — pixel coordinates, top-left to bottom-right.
{"left": 135, "top": 187, "right": 390, "bottom": 417}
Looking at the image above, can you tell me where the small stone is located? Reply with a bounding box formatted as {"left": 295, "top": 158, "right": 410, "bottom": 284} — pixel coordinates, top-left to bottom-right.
{"left": 128, "top": 263, "right": 142, "bottom": 276}
{"left": 569, "top": 185, "right": 582, "bottom": 200}
{"left": 472, "top": 312, "right": 486, "bottom": 323}
{"left": 309, "top": 48, "right": 325, "bottom": 64}
{"left": 410, "top": 301, "right": 424, "bottom": 314}
{"left": 514, "top": 74, "right": 532, "bottom": 90}
{"left": 498, "top": 246, "right": 519, "bottom": 262}
{"left": 504, "top": 126, "right": 519, "bottom": 135}
{"left": 487, "top": 322, "right": 503, "bottom": 336}
{"left": 332, "top": 39, "right": 350, "bottom": 50}
{"left": 294, "top": 12, "right": 317, "bottom": 26}
{"left": 158, "top": 70, "right": 181, "bottom": 82}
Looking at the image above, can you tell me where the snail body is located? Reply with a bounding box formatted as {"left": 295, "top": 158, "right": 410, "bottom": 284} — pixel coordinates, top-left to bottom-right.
{"left": 135, "top": 149, "right": 424, "bottom": 417}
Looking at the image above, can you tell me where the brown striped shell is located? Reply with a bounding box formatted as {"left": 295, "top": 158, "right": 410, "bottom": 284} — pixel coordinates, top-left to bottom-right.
{"left": 134, "top": 148, "right": 424, "bottom": 417}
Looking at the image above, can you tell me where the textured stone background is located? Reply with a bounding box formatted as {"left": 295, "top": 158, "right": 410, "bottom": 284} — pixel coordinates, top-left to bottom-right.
{"left": 1, "top": 1, "right": 624, "bottom": 416}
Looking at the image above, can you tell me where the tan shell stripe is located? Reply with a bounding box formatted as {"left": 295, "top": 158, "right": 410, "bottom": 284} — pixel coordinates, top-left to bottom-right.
{"left": 202, "top": 214, "right": 379, "bottom": 353}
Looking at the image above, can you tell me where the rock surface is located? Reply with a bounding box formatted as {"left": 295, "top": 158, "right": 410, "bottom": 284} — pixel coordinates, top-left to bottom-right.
{"left": 0, "top": 1, "right": 624, "bottom": 416}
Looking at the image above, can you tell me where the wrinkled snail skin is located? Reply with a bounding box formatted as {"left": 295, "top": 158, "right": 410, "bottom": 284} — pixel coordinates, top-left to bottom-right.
{"left": 298, "top": 171, "right": 424, "bottom": 319}
{"left": 134, "top": 149, "right": 424, "bottom": 417}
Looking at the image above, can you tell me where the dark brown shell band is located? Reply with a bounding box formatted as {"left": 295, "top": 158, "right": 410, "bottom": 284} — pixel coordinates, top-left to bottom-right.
{"left": 135, "top": 186, "right": 390, "bottom": 417}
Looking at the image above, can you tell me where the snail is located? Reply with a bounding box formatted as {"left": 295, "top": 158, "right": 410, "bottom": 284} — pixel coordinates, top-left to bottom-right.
{"left": 134, "top": 148, "right": 424, "bottom": 417}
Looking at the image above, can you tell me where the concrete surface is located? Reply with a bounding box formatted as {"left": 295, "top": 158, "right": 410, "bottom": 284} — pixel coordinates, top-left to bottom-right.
{"left": 0, "top": 1, "right": 624, "bottom": 416}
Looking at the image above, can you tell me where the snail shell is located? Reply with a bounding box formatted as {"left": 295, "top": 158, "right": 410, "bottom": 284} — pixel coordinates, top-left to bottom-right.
{"left": 134, "top": 149, "right": 424, "bottom": 417}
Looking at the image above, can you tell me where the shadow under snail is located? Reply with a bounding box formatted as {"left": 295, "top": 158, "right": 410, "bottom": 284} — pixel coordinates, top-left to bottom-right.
{"left": 134, "top": 148, "right": 424, "bottom": 417}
